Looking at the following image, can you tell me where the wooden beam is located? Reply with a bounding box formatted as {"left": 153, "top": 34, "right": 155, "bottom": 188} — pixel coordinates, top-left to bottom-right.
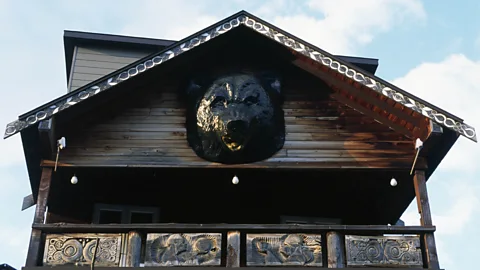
{"left": 25, "top": 167, "right": 53, "bottom": 267}
{"left": 413, "top": 170, "right": 440, "bottom": 269}
{"left": 331, "top": 92, "right": 415, "bottom": 140}
{"left": 327, "top": 231, "right": 345, "bottom": 268}
{"left": 32, "top": 223, "right": 435, "bottom": 234}
{"left": 226, "top": 231, "right": 240, "bottom": 267}
{"left": 38, "top": 118, "right": 55, "bottom": 159}
{"left": 126, "top": 231, "right": 142, "bottom": 267}
{"left": 292, "top": 58, "right": 431, "bottom": 141}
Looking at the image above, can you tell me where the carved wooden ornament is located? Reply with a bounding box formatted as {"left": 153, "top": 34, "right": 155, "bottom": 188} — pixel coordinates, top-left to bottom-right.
{"left": 145, "top": 233, "right": 222, "bottom": 266}
{"left": 345, "top": 235, "right": 423, "bottom": 267}
{"left": 247, "top": 233, "right": 323, "bottom": 266}
{"left": 43, "top": 233, "right": 123, "bottom": 266}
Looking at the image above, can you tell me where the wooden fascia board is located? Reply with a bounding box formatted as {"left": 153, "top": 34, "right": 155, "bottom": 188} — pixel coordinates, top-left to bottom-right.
{"left": 292, "top": 58, "right": 431, "bottom": 142}
{"left": 4, "top": 11, "right": 476, "bottom": 142}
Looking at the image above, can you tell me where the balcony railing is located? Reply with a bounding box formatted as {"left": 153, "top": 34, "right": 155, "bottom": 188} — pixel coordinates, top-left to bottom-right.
{"left": 30, "top": 223, "right": 438, "bottom": 269}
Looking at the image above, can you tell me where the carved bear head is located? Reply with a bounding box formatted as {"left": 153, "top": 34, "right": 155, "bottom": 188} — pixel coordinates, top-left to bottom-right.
{"left": 184, "top": 71, "right": 285, "bottom": 164}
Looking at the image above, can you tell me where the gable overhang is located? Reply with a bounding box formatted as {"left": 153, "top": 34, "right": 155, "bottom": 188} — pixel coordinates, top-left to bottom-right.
{"left": 5, "top": 11, "right": 476, "bottom": 145}
{"left": 63, "top": 30, "right": 176, "bottom": 83}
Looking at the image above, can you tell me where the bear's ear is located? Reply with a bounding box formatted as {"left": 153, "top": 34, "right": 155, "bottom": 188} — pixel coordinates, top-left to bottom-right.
{"left": 186, "top": 80, "right": 202, "bottom": 97}
{"left": 258, "top": 71, "right": 282, "bottom": 95}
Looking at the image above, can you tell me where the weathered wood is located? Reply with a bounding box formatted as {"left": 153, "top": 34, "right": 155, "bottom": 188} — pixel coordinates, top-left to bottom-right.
{"left": 26, "top": 167, "right": 53, "bottom": 267}
{"left": 145, "top": 233, "right": 222, "bottom": 266}
{"left": 21, "top": 267, "right": 442, "bottom": 270}
{"left": 326, "top": 231, "right": 345, "bottom": 268}
{"left": 33, "top": 223, "right": 435, "bottom": 235}
{"left": 226, "top": 231, "right": 240, "bottom": 268}
{"left": 246, "top": 234, "right": 322, "bottom": 266}
{"left": 46, "top": 157, "right": 427, "bottom": 169}
{"left": 413, "top": 170, "right": 440, "bottom": 269}
{"left": 42, "top": 233, "right": 123, "bottom": 266}
{"left": 38, "top": 118, "right": 55, "bottom": 160}
{"left": 345, "top": 235, "right": 423, "bottom": 267}
{"left": 126, "top": 231, "right": 142, "bottom": 267}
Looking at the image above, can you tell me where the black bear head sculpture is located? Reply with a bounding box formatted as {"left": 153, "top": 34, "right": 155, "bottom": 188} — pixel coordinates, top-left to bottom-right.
{"left": 184, "top": 71, "right": 285, "bottom": 164}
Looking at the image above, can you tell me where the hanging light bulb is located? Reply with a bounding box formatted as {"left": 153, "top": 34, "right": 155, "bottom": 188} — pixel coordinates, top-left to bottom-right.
{"left": 232, "top": 175, "right": 239, "bottom": 185}
{"left": 71, "top": 174, "right": 78, "bottom": 185}
{"left": 390, "top": 177, "right": 397, "bottom": 187}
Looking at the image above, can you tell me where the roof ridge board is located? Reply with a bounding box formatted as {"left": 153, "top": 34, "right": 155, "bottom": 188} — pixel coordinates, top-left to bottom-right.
{"left": 18, "top": 10, "right": 249, "bottom": 120}
{"left": 245, "top": 11, "right": 463, "bottom": 123}
{"left": 3, "top": 10, "right": 476, "bottom": 142}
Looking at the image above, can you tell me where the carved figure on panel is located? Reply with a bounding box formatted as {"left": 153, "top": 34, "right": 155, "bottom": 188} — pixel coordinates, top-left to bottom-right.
{"left": 247, "top": 234, "right": 322, "bottom": 266}
{"left": 184, "top": 72, "right": 285, "bottom": 164}
{"left": 43, "top": 234, "right": 122, "bottom": 266}
{"left": 346, "top": 235, "right": 423, "bottom": 267}
{"left": 145, "top": 233, "right": 221, "bottom": 266}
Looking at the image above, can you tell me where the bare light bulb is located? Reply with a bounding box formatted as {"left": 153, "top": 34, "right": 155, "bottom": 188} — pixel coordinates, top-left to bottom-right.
{"left": 390, "top": 178, "right": 397, "bottom": 187}
{"left": 71, "top": 174, "right": 78, "bottom": 185}
{"left": 232, "top": 175, "right": 239, "bottom": 185}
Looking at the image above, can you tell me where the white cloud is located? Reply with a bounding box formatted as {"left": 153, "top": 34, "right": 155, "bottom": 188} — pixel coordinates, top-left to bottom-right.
{"left": 392, "top": 54, "right": 480, "bottom": 172}
{"left": 269, "top": 0, "right": 426, "bottom": 54}
{"left": 397, "top": 54, "right": 480, "bottom": 270}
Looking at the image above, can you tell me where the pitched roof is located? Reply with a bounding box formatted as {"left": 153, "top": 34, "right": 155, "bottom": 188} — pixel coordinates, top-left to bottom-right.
{"left": 3, "top": 10, "right": 476, "bottom": 142}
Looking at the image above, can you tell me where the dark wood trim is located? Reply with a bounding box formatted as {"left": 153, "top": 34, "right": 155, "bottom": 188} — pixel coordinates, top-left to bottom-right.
{"left": 22, "top": 267, "right": 444, "bottom": 270}
{"left": 38, "top": 119, "right": 55, "bottom": 160}
{"left": 326, "top": 231, "right": 345, "bottom": 268}
{"left": 226, "top": 231, "right": 240, "bottom": 267}
{"left": 413, "top": 170, "right": 440, "bottom": 269}
{"left": 413, "top": 171, "right": 432, "bottom": 226}
{"left": 126, "top": 231, "right": 142, "bottom": 267}
{"left": 26, "top": 167, "right": 53, "bottom": 267}
{"left": 33, "top": 223, "right": 435, "bottom": 234}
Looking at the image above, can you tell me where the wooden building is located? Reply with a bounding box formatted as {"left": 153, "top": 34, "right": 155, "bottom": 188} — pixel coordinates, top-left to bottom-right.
{"left": 5, "top": 11, "right": 476, "bottom": 270}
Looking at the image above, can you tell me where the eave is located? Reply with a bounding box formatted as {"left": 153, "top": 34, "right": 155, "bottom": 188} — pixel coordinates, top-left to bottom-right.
{"left": 4, "top": 11, "right": 476, "bottom": 143}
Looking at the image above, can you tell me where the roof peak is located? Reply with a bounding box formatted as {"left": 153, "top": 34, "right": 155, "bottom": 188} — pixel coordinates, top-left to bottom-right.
{"left": 4, "top": 10, "right": 476, "bottom": 142}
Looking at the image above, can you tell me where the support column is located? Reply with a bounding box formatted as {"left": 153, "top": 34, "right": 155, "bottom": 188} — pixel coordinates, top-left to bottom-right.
{"left": 413, "top": 170, "right": 440, "bottom": 269}
{"left": 226, "top": 231, "right": 240, "bottom": 267}
{"left": 327, "top": 231, "right": 345, "bottom": 268}
{"left": 25, "top": 167, "right": 53, "bottom": 267}
{"left": 126, "top": 231, "right": 142, "bottom": 267}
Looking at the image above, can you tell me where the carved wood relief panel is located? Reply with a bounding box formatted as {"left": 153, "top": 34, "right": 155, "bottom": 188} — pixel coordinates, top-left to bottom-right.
{"left": 145, "top": 233, "right": 222, "bottom": 266}
{"left": 43, "top": 233, "right": 123, "bottom": 266}
{"left": 246, "top": 234, "right": 322, "bottom": 266}
{"left": 345, "top": 235, "right": 422, "bottom": 267}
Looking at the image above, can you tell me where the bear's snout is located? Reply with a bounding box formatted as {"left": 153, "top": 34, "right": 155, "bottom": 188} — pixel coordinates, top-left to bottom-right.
{"left": 226, "top": 120, "right": 248, "bottom": 134}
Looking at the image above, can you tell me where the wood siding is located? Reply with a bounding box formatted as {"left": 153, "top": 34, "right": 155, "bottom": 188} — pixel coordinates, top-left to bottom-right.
{"left": 69, "top": 46, "right": 153, "bottom": 92}
{"left": 59, "top": 80, "right": 419, "bottom": 169}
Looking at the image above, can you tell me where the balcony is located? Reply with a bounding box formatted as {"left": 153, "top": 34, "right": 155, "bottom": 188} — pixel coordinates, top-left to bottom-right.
{"left": 24, "top": 223, "right": 440, "bottom": 269}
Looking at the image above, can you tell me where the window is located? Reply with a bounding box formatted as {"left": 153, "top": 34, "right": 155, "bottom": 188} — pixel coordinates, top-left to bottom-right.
{"left": 93, "top": 203, "right": 159, "bottom": 224}
{"left": 280, "top": 215, "right": 342, "bottom": 225}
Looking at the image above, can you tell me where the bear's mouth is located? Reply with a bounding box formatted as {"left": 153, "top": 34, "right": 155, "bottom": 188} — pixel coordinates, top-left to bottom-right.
{"left": 221, "top": 135, "right": 245, "bottom": 151}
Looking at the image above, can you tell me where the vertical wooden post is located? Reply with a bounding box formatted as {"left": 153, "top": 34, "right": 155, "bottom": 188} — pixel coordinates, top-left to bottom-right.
{"left": 226, "top": 231, "right": 240, "bottom": 267}
{"left": 327, "top": 231, "right": 345, "bottom": 268}
{"left": 25, "top": 167, "right": 53, "bottom": 267}
{"left": 413, "top": 170, "right": 440, "bottom": 269}
{"left": 126, "top": 231, "right": 142, "bottom": 267}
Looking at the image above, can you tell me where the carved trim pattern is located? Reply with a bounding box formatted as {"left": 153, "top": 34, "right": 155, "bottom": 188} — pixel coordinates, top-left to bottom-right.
{"left": 4, "top": 12, "right": 475, "bottom": 142}
{"left": 345, "top": 235, "right": 422, "bottom": 267}
{"left": 246, "top": 233, "right": 322, "bottom": 266}
{"left": 145, "top": 233, "right": 222, "bottom": 266}
{"left": 43, "top": 233, "right": 123, "bottom": 266}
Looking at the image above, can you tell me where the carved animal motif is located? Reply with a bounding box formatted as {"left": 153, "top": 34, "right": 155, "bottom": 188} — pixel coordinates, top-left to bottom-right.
{"left": 146, "top": 233, "right": 221, "bottom": 266}
{"left": 247, "top": 234, "right": 322, "bottom": 266}
{"left": 185, "top": 72, "right": 285, "bottom": 164}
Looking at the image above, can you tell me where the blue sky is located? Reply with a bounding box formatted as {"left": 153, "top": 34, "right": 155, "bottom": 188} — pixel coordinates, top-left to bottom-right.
{"left": 0, "top": 1, "right": 479, "bottom": 269}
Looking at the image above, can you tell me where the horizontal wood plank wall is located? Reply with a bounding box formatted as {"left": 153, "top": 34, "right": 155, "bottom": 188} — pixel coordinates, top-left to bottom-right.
{"left": 69, "top": 46, "right": 153, "bottom": 92}
{"left": 60, "top": 83, "right": 418, "bottom": 169}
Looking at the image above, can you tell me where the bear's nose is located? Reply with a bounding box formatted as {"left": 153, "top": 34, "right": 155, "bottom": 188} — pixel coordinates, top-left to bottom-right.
{"left": 227, "top": 120, "right": 248, "bottom": 133}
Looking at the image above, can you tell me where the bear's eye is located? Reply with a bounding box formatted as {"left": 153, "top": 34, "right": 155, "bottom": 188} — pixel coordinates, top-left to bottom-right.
{"left": 211, "top": 96, "right": 227, "bottom": 108}
{"left": 244, "top": 96, "right": 258, "bottom": 105}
